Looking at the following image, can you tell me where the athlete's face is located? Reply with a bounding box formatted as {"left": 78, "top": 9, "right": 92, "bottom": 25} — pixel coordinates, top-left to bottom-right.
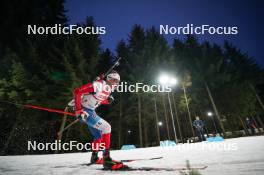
{"left": 107, "top": 79, "right": 119, "bottom": 89}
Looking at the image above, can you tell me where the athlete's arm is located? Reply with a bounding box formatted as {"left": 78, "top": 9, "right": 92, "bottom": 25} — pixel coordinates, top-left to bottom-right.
{"left": 74, "top": 83, "right": 94, "bottom": 111}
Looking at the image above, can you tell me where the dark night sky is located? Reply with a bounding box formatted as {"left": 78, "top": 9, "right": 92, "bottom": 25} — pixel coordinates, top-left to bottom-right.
{"left": 65, "top": 0, "right": 264, "bottom": 67}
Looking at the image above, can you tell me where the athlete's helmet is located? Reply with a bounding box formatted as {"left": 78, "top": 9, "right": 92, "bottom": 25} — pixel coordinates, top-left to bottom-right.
{"left": 106, "top": 70, "right": 120, "bottom": 82}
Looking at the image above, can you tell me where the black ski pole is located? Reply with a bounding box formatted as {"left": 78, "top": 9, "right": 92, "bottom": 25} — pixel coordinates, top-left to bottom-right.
{"left": 57, "top": 118, "right": 80, "bottom": 136}
{"left": 103, "top": 57, "right": 121, "bottom": 77}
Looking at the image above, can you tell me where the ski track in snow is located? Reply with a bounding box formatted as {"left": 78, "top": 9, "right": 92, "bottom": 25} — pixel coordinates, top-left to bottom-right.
{"left": 1, "top": 136, "right": 264, "bottom": 175}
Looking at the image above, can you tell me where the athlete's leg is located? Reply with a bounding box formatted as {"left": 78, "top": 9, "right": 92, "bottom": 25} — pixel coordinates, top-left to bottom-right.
{"left": 82, "top": 108, "right": 103, "bottom": 163}
{"left": 87, "top": 115, "right": 111, "bottom": 155}
{"left": 82, "top": 108, "right": 123, "bottom": 169}
{"left": 83, "top": 108, "right": 111, "bottom": 160}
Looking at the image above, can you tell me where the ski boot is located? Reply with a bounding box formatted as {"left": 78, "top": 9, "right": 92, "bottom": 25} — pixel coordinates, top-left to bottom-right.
{"left": 102, "top": 146, "right": 128, "bottom": 170}
{"left": 90, "top": 151, "right": 103, "bottom": 164}
{"left": 103, "top": 155, "right": 127, "bottom": 170}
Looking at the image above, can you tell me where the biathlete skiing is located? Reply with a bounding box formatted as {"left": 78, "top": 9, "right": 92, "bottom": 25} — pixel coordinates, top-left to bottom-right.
{"left": 70, "top": 70, "right": 126, "bottom": 170}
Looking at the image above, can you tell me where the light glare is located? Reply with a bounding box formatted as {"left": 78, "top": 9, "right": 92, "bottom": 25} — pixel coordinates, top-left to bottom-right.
{"left": 159, "top": 74, "right": 169, "bottom": 85}
{"left": 207, "top": 112, "right": 213, "bottom": 116}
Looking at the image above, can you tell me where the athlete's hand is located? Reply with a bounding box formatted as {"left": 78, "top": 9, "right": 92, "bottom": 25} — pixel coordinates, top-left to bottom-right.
{"left": 108, "top": 95, "right": 114, "bottom": 104}
{"left": 75, "top": 109, "right": 88, "bottom": 121}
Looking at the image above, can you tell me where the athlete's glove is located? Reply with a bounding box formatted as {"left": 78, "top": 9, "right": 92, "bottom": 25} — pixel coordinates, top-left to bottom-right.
{"left": 108, "top": 95, "right": 114, "bottom": 104}
{"left": 75, "top": 109, "right": 88, "bottom": 121}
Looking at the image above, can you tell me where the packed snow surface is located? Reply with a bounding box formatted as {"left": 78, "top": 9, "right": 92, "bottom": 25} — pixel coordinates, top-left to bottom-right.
{"left": 1, "top": 136, "right": 264, "bottom": 175}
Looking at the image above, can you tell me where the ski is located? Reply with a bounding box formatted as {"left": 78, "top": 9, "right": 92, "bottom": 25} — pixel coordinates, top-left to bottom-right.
{"left": 120, "top": 156, "right": 163, "bottom": 162}
{"left": 53, "top": 156, "right": 163, "bottom": 168}
{"left": 83, "top": 156, "right": 163, "bottom": 165}
{"left": 101, "top": 165, "right": 208, "bottom": 171}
